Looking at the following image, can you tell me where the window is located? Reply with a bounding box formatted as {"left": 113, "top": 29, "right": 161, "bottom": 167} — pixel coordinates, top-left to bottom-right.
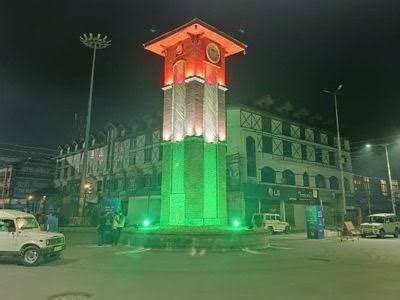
{"left": 262, "top": 136, "right": 272, "bottom": 154}
{"left": 97, "top": 181, "right": 103, "bottom": 193}
{"left": 344, "top": 178, "right": 350, "bottom": 192}
{"left": 315, "top": 148, "right": 323, "bottom": 163}
{"left": 329, "top": 151, "right": 336, "bottom": 166}
{"left": 314, "top": 130, "right": 321, "bottom": 143}
{"left": 261, "top": 167, "right": 276, "bottom": 183}
{"left": 145, "top": 133, "right": 152, "bottom": 146}
{"left": 329, "top": 176, "right": 339, "bottom": 190}
{"left": 130, "top": 138, "right": 136, "bottom": 150}
{"left": 315, "top": 174, "right": 326, "bottom": 188}
{"left": 300, "top": 127, "right": 306, "bottom": 140}
{"left": 157, "top": 173, "right": 162, "bottom": 187}
{"left": 144, "top": 174, "right": 152, "bottom": 187}
{"left": 283, "top": 141, "right": 292, "bottom": 158}
{"left": 144, "top": 148, "right": 152, "bottom": 163}
{"left": 303, "top": 172, "right": 310, "bottom": 187}
{"left": 159, "top": 146, "right": 163, "bottom": 161}
{"left": 127, "top": 177, "right": 137, "bottom": 190}
{"left": 0, "top": 219, "right": 16, "bottom": 232}
{"left": 246, "top": 136, "right": 257, "bottom": 177}
{"left": 282, "top": 122, "right": 291, "bottom": 136}
{"left": 129, "top": 153, "right": 136, "bottom": 166}
{"left": 262, "top": 117, "right": 271, "bottom": 132}
{"left": 301, "top": 145, "right": 308, "bottom": 160}
{"left": 282, "top": 169, "right": 295, "bottom": 185}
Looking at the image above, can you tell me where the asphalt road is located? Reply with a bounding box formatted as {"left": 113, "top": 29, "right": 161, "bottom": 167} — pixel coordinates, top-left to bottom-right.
{"left": 1, "top": 233, "right": 400, "bottom": 300}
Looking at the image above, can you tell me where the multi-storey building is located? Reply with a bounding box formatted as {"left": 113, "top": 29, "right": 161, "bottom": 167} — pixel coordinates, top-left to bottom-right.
{"left": 54, "top": 122, "right": 162, "bottom": 223}
{"left": 353, "top": 175, "right": 400, "bottom": 216}
{"left": 55, "top": 105, "right": 358, "bottom": 228}
{"left": 0, "top": 158, "right": 54, "bottom": 210}
{"left": 226, "top": 105, "right": 355, "bottom": 228}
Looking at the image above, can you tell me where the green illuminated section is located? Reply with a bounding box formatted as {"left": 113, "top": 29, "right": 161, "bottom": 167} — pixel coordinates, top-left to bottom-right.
{"left": 184, "top": 137, "right": 204, "bottom": 226}
{"left": 204, "top": 143, "right": 217, "bottom": 220}
{"left": 160, "top": 138, "right": 227, "bottom": 226}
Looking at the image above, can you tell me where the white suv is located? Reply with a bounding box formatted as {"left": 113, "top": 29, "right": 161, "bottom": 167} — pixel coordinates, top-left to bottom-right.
{"left": 0, "top": 210, "right": 66, "bottom": 266}
{"left": 360, "top": 213, "right": 400, "bottom": 238}
{"left": 251, "top": 213, "right": 290, "bottom": 233}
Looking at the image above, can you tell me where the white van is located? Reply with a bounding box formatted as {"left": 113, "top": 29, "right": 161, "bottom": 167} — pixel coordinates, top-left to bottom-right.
{"left": 0, "top": 210, "right": 66, "bottom": 266}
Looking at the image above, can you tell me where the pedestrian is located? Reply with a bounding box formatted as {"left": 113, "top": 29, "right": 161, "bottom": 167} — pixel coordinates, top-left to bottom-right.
{"left": 112, "top": 212, "right": 120, "bottom": 246}
{"left": 115, "top": 212, "right": 126, "bottom": 245}
{"left": 97, "top": 211, "right": 107, "bottom": 246}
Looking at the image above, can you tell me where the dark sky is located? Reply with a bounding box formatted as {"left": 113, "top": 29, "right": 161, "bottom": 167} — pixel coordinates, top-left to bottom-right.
{"left": 1, "top": 0, "right": 400, "bottom": 151}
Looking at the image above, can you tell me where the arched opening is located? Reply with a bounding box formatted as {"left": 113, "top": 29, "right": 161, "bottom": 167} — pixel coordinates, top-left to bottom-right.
{"left": 329, "top": 176, "right": 339, "bottom": 190}
{"left": 303, "top": 172, "right": 310, "bottom": 187}
{"left": 261, "top": 167, "right": 276, "bottom": 183}
{"left": 315, "top": 174, "right": 326, "bottom": 188}
{"left": 282, "top": 169, "right": 296, "bottom": 185}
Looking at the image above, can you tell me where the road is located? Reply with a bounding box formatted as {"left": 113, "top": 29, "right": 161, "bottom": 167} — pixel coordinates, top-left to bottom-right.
{"left": 1, "top": 233, "right": 400, "bottom": 300}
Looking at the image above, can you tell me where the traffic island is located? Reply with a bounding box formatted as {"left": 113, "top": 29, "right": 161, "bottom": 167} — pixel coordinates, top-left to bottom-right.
{"left": 120, "top": 227, "right": 269, "bottom": 251}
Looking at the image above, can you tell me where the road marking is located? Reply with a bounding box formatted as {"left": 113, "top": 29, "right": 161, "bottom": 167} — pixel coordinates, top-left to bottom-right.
{"left": 190, "top": 247, "right": 207, "bottom": 256}
{"left": 114, "top": 247, "right": 151, "bottom": 255}
{"left": 242, "top": 247, "right": 266, "bottom": 255}
{"left": 266, "top": 244, "right": 293, "bottom": 250}
{"left": 75, "top": 244, "right": 112, "bottom": 248}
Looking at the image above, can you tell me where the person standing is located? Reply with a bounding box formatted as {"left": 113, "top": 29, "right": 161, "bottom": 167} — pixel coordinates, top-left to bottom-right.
{"left": 112, "top": 212, "right": 120, "bottom": 246}
{"left": 115, "top": 212, "right": 125, "bottom": 245}
{"left": 97, "top": 211, "right": 107, "bottom": 246}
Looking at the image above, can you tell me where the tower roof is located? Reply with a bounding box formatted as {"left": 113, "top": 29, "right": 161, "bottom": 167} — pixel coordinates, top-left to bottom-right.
{"left": 144, "top": 18, "right": 247, "bottom": 57}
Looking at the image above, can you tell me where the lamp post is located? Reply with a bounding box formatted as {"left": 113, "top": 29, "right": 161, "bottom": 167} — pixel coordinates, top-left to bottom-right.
{"left": 366, "top": 143, "right": 396, "bottom": 215}
{"left": 78, "top": 33, "right": 111, "bottom": 219}
{"left": 323, "top": 84, "right": 347, "bottom": 226}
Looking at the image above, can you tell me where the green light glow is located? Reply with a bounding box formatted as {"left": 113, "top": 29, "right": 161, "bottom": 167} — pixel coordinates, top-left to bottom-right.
{"left": 232, "top": 220, "right": 241, "bottom": 227}
{"left": 143, "top": 219, "right": 151, "bottom": 227}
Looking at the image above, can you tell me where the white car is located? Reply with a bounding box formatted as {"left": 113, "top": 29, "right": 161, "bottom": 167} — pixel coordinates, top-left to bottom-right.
{"left": 0, "top": 210, "right": 66, "bottom": 266}
{"left": 251, "top": 213, "right": 290, "bottom": 234}
{"left": 360, "top": 213, "right": 400, "bottom": 238}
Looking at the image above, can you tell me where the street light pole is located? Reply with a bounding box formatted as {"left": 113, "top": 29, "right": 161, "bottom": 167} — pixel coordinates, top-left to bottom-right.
{"left": 324, "top": 85, "right": 347, "bottom": 226}
{"left": 384, "top": 144, "right": 396, "bottom": 215}
{"left": 78, "top": 33, "right": 111, "bottom": 220}
{"left": 366, "top": 143, "right": 397, "bottom": 215}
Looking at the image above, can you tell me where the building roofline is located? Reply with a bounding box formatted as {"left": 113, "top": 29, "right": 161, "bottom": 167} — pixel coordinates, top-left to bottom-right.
{"left": 227, "top": 103, "right": 348, "bottom": 140}
{"left": 143, "top": 18, "right": 247, "bottom": 57}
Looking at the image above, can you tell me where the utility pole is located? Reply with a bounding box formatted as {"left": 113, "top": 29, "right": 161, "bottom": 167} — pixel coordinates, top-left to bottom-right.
{"left": 366, "top": 143, "right": 397, "bottom": 215}
{"left": 323, "top": 85, "right": 346, "bottom": 227}
{"left": 384, "top": 145, "right": 396, "bottom": 215}
{"left": 78, "top": 33, "right": 111, "bottom": 220}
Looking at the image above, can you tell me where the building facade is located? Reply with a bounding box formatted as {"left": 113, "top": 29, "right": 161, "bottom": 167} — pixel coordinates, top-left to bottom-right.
{"left": 0, "top": 158, "right": 54, "bottom": 210}
{"left": 55, "top": 105, "right": 359, "bottom": 228}
{"left": 226, "top": 105, "right": 355, "bottom": 228}
{"left": 54, "top": 123, "right": 162, "bottom": 224}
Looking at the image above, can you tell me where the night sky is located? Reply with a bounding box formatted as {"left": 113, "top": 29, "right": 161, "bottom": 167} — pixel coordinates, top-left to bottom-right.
{"left": 1, "top": 0, "right": 400, "bottom": 156}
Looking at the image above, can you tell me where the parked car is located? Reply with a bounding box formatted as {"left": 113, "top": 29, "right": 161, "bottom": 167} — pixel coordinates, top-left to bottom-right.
{"left": 360, "top": 213, "right": 400, "bottom": 238}
{"left": 0, "top": 210, "right": 66, "bottom": 266}
{"left": 251, "top": 213, "right": 290, "bottom": 233}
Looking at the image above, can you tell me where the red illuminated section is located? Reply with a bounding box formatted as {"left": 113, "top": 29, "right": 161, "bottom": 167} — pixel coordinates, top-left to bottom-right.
{"left": 144, "top": 18, "right": 247, "bottom": 86}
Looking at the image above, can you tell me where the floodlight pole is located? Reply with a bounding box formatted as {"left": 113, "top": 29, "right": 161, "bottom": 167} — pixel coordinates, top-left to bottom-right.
{"left": 324, "top": 85, "right": 346, "bottom": 227}
{"left": 384, "top": 144, "right": 396, "bottom": 215}
{"left": 78, "top": 33, "right": 111, "bottom": 221}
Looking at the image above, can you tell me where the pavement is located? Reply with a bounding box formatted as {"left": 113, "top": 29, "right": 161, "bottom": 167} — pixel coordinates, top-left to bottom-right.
{"left": 1, "top": 232, "right": 400, "bottom": 300}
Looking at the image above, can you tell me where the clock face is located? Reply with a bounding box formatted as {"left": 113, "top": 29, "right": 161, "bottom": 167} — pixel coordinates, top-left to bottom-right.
{"left": 206, "top": 43, "right": 220, "bottom": 64}
{"left": 176, "top": 44, "right": 183, "bottom": 55}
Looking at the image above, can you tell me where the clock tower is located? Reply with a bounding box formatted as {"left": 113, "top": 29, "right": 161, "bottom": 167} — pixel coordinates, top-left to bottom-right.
{"left": 144, "top": 18, "right": 246, "bottom": 226}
